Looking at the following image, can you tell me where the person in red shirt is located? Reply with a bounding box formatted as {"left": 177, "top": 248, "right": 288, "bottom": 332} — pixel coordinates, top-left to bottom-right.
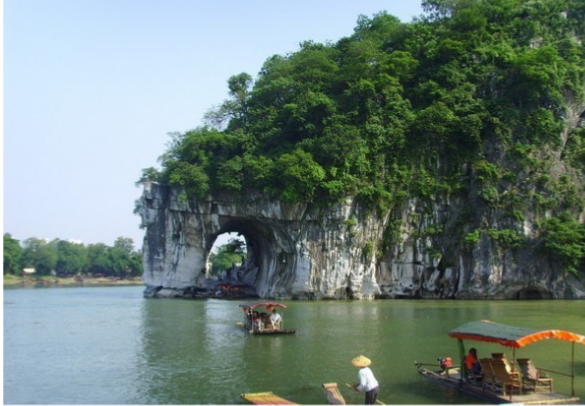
{"left": 465, "top": 348, "right": 481, "bottom": 374}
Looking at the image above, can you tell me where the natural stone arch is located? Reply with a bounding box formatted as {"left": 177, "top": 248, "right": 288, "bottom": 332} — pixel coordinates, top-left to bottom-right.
{"left": 207, "top": 218, "right": 296, "bottom": 297}
{"left": 136, "top": 182, "right": 384, "bottom": 300}
{"left": 136, "top": 183, "right": 585, "bottom": 300}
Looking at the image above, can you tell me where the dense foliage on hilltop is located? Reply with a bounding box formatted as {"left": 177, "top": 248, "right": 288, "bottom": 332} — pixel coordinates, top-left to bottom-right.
{"left": 139, "top": 0, "right": 585, "bottom": 275}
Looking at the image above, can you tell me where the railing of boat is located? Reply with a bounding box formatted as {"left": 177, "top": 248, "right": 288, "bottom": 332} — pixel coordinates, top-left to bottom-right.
{"left": 414, "top": 361, "right": 459, "bottom": 377}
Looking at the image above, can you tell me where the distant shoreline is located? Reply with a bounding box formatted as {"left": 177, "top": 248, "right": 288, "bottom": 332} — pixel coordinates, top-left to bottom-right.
{"left": 3, "top": 274, "right": 144, "bottom": 288}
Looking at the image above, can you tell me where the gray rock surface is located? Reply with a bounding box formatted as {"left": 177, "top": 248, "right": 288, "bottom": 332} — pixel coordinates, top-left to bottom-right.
{"left": 136, "top": 182, "right": 585, "bottom": 300}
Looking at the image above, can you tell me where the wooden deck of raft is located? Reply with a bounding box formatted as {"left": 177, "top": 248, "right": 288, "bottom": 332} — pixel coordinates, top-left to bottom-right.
{"left": 322, "top": 383, "right": 346, "bottom": 404}
{"left": 242, "top": 383, "right": 347, "bottom": 405}
{"left": 241, "top": 391, "right": 298, "bottom": 405}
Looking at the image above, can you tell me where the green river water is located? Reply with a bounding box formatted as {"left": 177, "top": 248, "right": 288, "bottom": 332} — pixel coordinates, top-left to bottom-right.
{"left": 3, "top": 285, "right": 585, "bottom": 404}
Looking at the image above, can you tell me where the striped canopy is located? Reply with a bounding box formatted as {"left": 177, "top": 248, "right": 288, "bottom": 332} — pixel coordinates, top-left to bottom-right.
{"left": 239, "top": 302, "right": 287, "bottom": 311}
{"left": 448, "top": 320, "right": 585, "bottom": 348}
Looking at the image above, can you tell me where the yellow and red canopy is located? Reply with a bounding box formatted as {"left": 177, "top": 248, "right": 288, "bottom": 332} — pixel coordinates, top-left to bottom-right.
{"left": 449, "top": 320, "right": 585, "bottom": 348}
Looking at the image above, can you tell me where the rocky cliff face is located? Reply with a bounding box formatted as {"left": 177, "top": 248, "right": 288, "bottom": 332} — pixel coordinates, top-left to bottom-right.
{"left": 136, "top": 181, "right": 585, "bottom": 300}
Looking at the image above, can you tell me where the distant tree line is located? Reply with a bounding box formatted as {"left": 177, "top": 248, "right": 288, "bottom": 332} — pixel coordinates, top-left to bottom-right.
{"left": 3, "top": 233, "right": 143, "bottom": 278}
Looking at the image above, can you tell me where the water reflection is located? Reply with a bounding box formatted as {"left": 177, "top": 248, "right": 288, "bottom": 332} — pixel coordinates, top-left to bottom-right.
{"left": 137, "top": 299, "right": 243, "bottom": 404}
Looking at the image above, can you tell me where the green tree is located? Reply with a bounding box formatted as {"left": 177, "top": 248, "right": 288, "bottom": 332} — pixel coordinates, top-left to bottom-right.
{"left": 127, "top": 251, "right": 143, "bottom": 277}
{"left": 21, "top": 237, "right": 58, "bottom": 276}
{"left": 135, "top": 166, "right": 162, "bottom": 185}
{"left": 167, "top": 161, "right": 210, "bottom": 200}
{"left": 56, "top": 240, "right": 88, "bottom": 275}
{"left": 204, "top": 72, "right": 253, "bottom": 130}
{"left": 539, "top": 213, "right": 585, "bottom": 275}
{"left": 107, "top": 237, "right": 138, "bottom": 278}
{"left": 271, "top": 149, "right": 326, "bottom": 203}
{"left": 3, "top": 233, "right": 23, "bottom": 275}
{"left": 113, "top": 237, "right": 135, "bottom": 254}
{"left": 210, "top": 238, "right": 247, "bottom": 276}
{"left": 86, "top": 243, "right": 112, "bottom": 275}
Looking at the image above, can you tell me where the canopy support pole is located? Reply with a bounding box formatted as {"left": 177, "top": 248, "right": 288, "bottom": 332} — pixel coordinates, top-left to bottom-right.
{"left": 510, "top": 347, "right": 517, "bottom": 402}
{"left": 457, "top": 338, "right": 467, "bottom": 381}
{"left": 571, "top": 341, "right": 575, "bottom": 396}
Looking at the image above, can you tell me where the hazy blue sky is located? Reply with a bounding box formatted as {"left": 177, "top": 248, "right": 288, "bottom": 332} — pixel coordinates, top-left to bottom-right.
{"left": 4, "top": 0, "right": 424, "bottom": 248}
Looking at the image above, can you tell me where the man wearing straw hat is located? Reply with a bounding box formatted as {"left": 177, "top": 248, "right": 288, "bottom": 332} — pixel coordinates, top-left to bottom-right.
{"left": 351, "top": 355, "right": 379, "bottom": 405}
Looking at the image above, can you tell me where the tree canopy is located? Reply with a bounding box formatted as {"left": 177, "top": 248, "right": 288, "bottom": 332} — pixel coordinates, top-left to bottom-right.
{"left": 144, "top": 0, "right": 583, "bottom": 203}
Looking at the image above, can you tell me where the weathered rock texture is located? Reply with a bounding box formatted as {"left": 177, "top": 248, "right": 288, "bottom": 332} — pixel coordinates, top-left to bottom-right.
{"left": 136, "top": 182, "right": 585, "bottom": 300}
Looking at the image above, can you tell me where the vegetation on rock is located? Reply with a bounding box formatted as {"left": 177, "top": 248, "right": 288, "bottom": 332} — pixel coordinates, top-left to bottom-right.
{"left": 138, "top": 0, "right": 585, "bottom": 276}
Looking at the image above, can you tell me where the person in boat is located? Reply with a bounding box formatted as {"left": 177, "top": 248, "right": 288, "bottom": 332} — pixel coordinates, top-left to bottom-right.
{"left": 252, "top": 311, "right": 263, "bottom": 332}
{"left": 351, "top": 355, "right": 379, "bottom": 405}
{"left": 465, "top": 348, "right": 482, "bottom": 374}
{"left": 270, "top": 309, "right": 282, "bottom": 330}
{"left": 243, "top": 307, "right": 253, "bottom": 329}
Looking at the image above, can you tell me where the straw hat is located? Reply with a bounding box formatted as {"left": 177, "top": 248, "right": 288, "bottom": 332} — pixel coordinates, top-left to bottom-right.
{"left": 351, "top": 355, "right": 371, "bottom": 367}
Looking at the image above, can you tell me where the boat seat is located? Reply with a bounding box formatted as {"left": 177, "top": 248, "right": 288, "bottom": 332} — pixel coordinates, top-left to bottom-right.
{"left": 479, "top": 358, "right": 522, "bottom": 395}
{"left": 479, "top": 358, "right": 499, "bottom": 392}
{"left": 516, "top": 358, "right": 553, "bottom": 392}
{"left": 467, "top": 369, "right": 483, "bottom": 386}
{"left": 490, "top": 359, "right": 523, "bottom": 396}
{"left": 491, "top": 353, "right": 513, "bottom": 373}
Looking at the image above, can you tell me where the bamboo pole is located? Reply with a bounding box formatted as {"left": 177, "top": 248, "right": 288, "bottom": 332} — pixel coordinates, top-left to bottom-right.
{"left": 571, "top": 341, "right": 575, "bottom": 397}
{"left": 511, "top": 347, "right": 517, "bottom": 403}
{"left": 344, "top": 383, "right": 385, "bottom": 405}
{"left": 458, "top": 338, "right": 467, "bottom": 380}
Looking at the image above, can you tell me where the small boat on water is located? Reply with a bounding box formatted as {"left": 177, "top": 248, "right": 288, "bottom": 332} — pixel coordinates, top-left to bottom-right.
{"left": 415, "top": 320, "right": 585, "bottom": 405}
{"left": 238, "top": 302, "right": 297, "bottom": 335}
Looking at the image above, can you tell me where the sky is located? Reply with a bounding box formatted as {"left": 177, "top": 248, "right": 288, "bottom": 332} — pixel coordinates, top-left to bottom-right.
{"left": 3, "top": 0, "right": 424, "bottom": 249}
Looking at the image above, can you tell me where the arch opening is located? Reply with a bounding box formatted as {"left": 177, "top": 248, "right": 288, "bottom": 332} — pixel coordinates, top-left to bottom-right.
{"left": 208, "top": 232, "right": 247, "bottom": 279}
{"left": 514, "top": 288, "right": 552, "bottom": 300}
{"left": 203, "top": 219, "right": 292, "bottom": 299}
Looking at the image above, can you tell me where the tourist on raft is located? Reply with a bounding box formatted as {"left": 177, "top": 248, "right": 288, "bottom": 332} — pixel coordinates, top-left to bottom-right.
{"left": 465, "top": 348, "right": 482, "bottom": 374}
{"left": 270, "top": 309, "right": 282, "bottom": 330}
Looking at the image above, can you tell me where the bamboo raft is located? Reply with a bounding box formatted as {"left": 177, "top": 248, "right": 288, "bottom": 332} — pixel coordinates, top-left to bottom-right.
{"left": 239, "top": 302, "right": 297, "bottom": 335}
{"left": 243, "top": 383, "right": 384, "bottom": 405}
{"left": 322, "top": 383, "right": 346, "bottom": 405}
{"left": 417, "top": 365, "right": 580, "bottom": 405}
{"left": 416, "top": 320, "right": 585, "bottom": 405}
{"left": 241, "top": 391, "right": 298, "bottom": 405}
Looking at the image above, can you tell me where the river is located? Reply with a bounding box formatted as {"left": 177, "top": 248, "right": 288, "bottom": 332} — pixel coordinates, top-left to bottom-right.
{"left": 3, "top": 285, "right": 585, "bottom": 404}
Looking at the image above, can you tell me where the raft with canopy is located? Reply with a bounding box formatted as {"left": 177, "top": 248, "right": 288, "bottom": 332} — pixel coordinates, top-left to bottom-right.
{"left": 238, "top": 302, "right": 297, "bottom": 335}
{"left": 415, "top": 320, "right": 585, "bottom": 404}
{"left": 449, "top": 319, "right": 585, "bottom": 396}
